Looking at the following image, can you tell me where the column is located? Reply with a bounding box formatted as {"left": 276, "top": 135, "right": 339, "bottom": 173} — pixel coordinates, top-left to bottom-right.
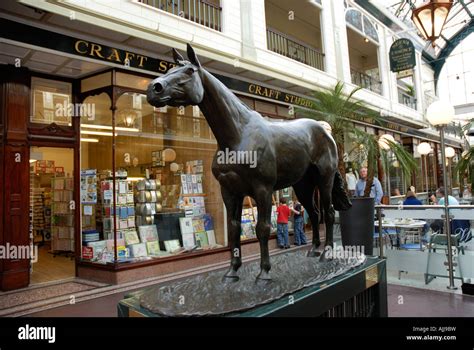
{"left": 378, "top": 26, "right": 392, "bottom": 99}
{"left": 220, "top": 0, "right": 242, "bottom": 42}
{"left": 325, "top": 0, "right": 351, "bottom": 83}
{"left": 240, "top": 0, "right": 266, "bottom": 60}
{"left": 414, "top": 51, "right": 424, "bottom": 112}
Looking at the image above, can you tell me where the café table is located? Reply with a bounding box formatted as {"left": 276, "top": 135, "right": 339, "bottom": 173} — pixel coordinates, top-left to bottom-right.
{"left": 374, "top": 219, "right": 427, "bottom": 250}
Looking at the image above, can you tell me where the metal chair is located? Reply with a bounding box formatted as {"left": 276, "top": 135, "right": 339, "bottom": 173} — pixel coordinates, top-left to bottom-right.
{"left": 424, "top": 232, "right": 465, "bottom": 285}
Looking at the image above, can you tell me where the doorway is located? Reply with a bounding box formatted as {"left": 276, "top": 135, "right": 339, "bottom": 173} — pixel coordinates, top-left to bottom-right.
{"left": 29, "top": 146, "right": 75, "bottom": 284}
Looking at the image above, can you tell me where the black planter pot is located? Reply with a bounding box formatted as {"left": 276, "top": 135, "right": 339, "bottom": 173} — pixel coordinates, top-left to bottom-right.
{"left": 339, "top": 197, "right": 375, "bottom": 255}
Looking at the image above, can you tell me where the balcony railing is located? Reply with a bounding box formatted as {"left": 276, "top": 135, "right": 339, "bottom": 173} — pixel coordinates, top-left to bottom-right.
{"left": 139, "top": 0, "right": 222, "bottom": 31}
{"left": 266, "top": 28, "right": 325, "bottom": 71}
{"left": 398, "top": 88, "right": 417, "bottom": 110}
{"left": 350, "top": 68, "right": 382, "bottom": 95}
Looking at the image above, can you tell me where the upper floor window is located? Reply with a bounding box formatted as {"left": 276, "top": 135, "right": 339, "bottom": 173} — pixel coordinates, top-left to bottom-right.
{"left": 345, "top": 8, "right": 382, "bottom": 95}
{"left": 265, "top": 0, "right": 325, "bottom": 71}
{"left": 346, "top": 8, "right": 379, "bottom": 43}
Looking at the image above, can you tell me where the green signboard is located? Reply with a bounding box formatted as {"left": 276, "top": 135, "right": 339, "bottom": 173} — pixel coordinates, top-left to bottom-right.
{"left": 389, "top": 38, "right": 416, "bottom": 73}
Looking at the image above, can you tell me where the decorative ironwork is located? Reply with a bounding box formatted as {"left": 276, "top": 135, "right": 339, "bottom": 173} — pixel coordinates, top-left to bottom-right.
{"left": 266, "top": 28, "right": 325, "bottom": 71}
{"left": 398, "top": 88, "right": 417, "bottom": 110}
{"left": 139, "top": 0, "right": 222, "bottom": 31}
{"left": 350, "top": 68, "right": 382, "bottom": 95}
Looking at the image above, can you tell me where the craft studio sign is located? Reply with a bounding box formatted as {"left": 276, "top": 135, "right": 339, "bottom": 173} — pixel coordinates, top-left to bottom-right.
{"left": 1, "top": 17, "right": 316, "bottom": 109}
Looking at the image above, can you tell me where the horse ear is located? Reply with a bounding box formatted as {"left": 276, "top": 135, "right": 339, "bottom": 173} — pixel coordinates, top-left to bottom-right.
{"left": 186, "top": 44, "right": 201, "bottom": 68}
{"left": 172, "top": 48, "right": 185, "bottom": 64}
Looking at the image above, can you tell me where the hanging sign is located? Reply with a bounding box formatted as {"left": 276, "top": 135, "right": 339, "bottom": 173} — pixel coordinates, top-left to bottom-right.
{"left": 389, "top": 38, "right": 416, "bottom": 73}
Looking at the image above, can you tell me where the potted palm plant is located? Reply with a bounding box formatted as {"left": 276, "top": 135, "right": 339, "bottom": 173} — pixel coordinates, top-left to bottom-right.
{"left": 298, "top": 82, "right": 417, "bottom": 255}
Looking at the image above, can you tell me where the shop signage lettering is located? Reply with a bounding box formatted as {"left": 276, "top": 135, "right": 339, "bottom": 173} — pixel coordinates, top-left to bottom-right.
{"left": 389, "top": 38, "right": 416, "bottom": 73}
{"left": 248, "top": 84, "right": 315, "bottom": 108}
{"left": 74, "top": 39, "right": 176, "bottom": 73}
{"left": 1, "top": 18, "right": 317, "bottom": 109}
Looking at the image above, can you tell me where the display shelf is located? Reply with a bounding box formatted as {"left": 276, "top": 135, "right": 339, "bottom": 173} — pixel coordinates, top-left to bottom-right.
{"left": 50, "top": 176, "right": 74, "bottom": 257}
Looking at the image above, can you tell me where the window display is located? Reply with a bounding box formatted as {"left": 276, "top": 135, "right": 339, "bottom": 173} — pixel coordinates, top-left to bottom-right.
{"left": 79, "top": 80, "right": 226, "bottom": 264}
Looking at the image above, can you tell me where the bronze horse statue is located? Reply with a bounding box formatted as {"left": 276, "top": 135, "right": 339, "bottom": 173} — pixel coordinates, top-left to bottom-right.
{"left": 147, "top": 44, "right": 351, "bottom": 282}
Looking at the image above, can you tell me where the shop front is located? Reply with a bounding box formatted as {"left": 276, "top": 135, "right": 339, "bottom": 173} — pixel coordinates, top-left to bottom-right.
{"left": 1, "top": 17, "right": 463, "bottom": 290}
{"left": 0, "top": 19, "right": 304, "bottom": 289}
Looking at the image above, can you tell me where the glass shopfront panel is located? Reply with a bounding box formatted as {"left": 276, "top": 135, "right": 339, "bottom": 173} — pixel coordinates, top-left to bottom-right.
{"left": 80, "top": 92, "right": 114, "bottom": 262}
{"left": 79, "top": 85, "right": 226, "bottom": 264}
{"left": 31, "top": 77, "right": 72, "bottom": 125}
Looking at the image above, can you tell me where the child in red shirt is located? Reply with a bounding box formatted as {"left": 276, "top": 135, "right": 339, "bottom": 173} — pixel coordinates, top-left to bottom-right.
{"left": 276, "top": 198, "right": 291, "bottom": 249}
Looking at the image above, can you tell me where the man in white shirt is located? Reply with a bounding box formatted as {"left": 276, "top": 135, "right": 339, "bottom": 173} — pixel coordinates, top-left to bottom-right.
{"left": 345, "top": 168, "right": 357, "bottom": 196}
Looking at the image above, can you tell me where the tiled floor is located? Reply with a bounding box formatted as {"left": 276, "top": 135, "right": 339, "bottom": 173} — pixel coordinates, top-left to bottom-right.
{"left": 388, "top": 284, "right": 474, "bottom": 317}
{"left": 30, "top": 244, "right": 75, "bottom": 284}
{"left": 25, "top": 283, "right": 474, "bottom": 317}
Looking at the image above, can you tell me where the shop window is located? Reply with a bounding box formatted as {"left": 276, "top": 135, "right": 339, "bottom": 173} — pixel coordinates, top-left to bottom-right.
{"left": 31, "top": 77, "right": 72, "bottom": 126}
{"left": 80, "top": 71, "right": 112, "bottom": 93}
{"left": 116, "top": 72, "right": 151, "bottom": 91}
{"left": 79, "top": 87, "right": 226, "bottom": 265}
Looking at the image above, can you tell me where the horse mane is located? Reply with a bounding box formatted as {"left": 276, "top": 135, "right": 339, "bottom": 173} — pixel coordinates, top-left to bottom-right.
{"left": 199, "top": 68, "right": 257, "bottom": 120}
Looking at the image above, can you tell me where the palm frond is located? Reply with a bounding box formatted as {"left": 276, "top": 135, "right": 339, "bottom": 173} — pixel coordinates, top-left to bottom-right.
{"left": 455, "top": 147, "right": 474, "bottom": 189}
{"left": 382, "top": 139, "right": 418, "bottom": 180}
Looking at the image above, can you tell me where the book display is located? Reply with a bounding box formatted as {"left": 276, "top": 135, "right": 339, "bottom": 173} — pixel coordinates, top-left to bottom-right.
{"left": 240, "top": 197, "right": 257, "bottom": 241}
{"left": 30, "top": 187, "right": 51, "bottom": 244}
{"left": 51, "top": 177, "right": 74, "bottom": 254}
{"left": 78, "top": 152, "right": 223, "bottom": 263}
{"left": 240, "top": 197, "right": 277, "bottom": 240}
{"left": 173, "top": 159, "right": 220, "bottom": 250}
{"left": 100, "top": 178, "right": 136, "bottom": 240}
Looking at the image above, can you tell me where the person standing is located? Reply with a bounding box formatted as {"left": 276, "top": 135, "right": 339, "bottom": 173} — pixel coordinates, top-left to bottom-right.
{"left": 345, "top": 167, "right": 357, "bottom": 197}
{"left": 276, "top": 198, "right": 291, "bottom": 249}
{"left": 355, "top": 167, "right": 383, "bottom": 205}
{"left": 291, "top": 200, "right": 307, "bottom": 246}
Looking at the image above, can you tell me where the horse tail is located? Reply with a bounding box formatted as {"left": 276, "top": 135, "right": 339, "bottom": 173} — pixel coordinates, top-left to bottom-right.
{"left": 332, "top": 171, "right": 352, "bottom": 211}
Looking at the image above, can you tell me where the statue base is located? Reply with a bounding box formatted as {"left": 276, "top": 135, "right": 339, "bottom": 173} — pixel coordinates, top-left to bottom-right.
{"left": 118, "top": 250, "right": 387, "bottom": 317}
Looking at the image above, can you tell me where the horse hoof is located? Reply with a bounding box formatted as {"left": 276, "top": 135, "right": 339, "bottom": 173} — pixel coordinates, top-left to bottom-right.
{"left": 255, "top": 270, "right": 272, "bottom": 283}
{"left": 222, "top": 269, "right": 239, "bottom": 282}
{"left": 307, "top": 250, "right": 321, "bottom": 257}
{"left": 319, "top": 251, "right": 333, "bottom": 262}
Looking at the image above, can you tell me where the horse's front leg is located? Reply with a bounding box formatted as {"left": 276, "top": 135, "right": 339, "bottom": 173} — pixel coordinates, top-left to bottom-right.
{"left": 221, "top": 186, "right": 244, "bottom": 281}
{"left": 254, "top": 186, "right": 273, "bottom": 282}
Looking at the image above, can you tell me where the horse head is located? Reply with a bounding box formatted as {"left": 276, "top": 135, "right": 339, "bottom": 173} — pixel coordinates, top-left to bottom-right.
{"left": 147, "top": 44, "right": 204, "bottom": 108}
